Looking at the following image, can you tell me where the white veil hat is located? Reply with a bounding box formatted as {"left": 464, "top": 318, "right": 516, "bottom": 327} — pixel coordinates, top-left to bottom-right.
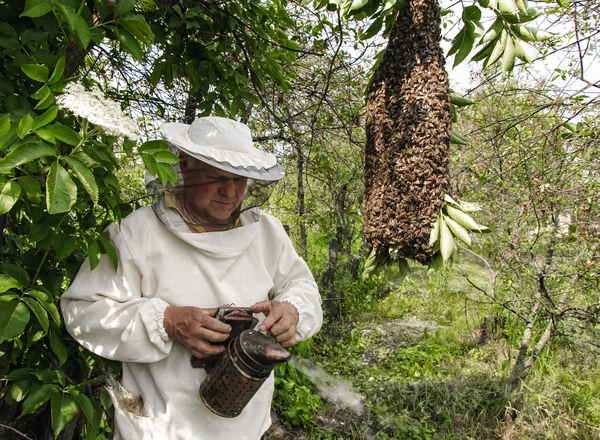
{"left": 159, "top": 116, "right": 284, "bottom": 181}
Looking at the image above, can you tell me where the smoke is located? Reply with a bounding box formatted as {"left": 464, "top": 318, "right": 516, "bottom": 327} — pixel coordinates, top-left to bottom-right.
{"left": 291, "top": 357, "right": 364, "bottom": 416}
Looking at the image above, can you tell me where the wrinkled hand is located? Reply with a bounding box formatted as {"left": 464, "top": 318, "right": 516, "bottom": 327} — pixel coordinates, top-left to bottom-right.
{"left": 250, "top": 301, "right": 299, "bottom": 348}
{"left": 163, "top": 306, "right": 231, "bottom": 358}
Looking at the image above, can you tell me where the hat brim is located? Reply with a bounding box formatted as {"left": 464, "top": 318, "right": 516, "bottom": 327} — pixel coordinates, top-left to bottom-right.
{"left": 161, "top": 122, "right": 285, "bottom": 182}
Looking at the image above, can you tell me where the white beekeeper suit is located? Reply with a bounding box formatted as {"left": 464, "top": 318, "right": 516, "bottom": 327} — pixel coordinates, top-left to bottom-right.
{"left": 61, "top": 117, "right": 323, "bottom": 439}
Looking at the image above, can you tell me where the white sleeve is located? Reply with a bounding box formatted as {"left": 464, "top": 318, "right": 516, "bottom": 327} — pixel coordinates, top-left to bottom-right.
{"left": 60, "top": 223, "right": 173, "bottom": 363}
{"left": 269, "top": 232, "right": 323, "bottom": 341}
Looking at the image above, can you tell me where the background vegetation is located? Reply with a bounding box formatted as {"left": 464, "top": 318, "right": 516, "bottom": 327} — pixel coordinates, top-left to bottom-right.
{"left": 0, "top": 0, "right": 598, "bottom": 438}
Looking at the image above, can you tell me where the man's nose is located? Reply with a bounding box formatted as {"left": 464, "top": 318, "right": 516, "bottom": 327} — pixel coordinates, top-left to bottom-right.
{"left": 219, "top": 179, "right": 236, "bottom": 197}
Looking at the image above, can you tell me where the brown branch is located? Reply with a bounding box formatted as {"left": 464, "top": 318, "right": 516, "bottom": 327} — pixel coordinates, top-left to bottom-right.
{"left": 0, "top": 424, "right": 33, "bottom": 440}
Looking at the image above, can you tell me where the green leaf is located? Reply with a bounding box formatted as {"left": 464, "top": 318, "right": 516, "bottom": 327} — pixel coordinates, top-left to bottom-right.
{"left": 33, "top": 106, "right": 58, "bottom": 130}
{"left": 463, "top": 5, "right": 482, "bottom": 21}
{"left": 349, "top": 0, "right": 370, "bottom": 12}
{"left": 46, "top": 161, "right": 78, "bottom": 214}
{"left": 444, "top": 204, "right": 487, "bottom": 231}
{"left": 428, "top": 252, "right": 443, "bottom": 271}
{"left": 115, "top": 28, "right": 143, "bottom": 62}
{"left": 98, "top": 234, "right": 118, "bottom": 270}
{"left": 48, "top": 57, "right": 66, "bottom": 84}
{"left": 53, "top": 234, "right": 76, "bottom": 262}
{"left": 444, "top": 215, "right": 472, "bottom": 246}
{"left": 21, "top": 64, "right": 49, "bottom": 83}
{"left": 471, "top": 38, "right": 496, "bottom": 62}
{"left": 0, "top": 181, "right": 22, "bottom": 215}
{"left": 428, "top": 216, "right": 440, "bottom": 247}
{"left": 33, "top": 368, "right": 65, "bottom": 385}
{"left": 48, "top": 329, "right": 67, "bottom": 365}
{"left": 0, "top": 114, "right": 10, "bottom": 137}
{"left": 71, "top": 150, "right": 102, "bottom": 168}
{"left": 156, "top": 162, "right": 177, "bottom": 187}
{"left": 139, "top": 139, "right": 169, "bottom": 153}
{"left": 498, "top": 0, "right": 516, "bottom": 12}
{"left": 64, "top": 155, "right": 99, "bottom": 205}
{"left": 452, "top": 22, "right": 476, "bottom": 67}
{"left": 0, "top": 292, "right": 19, "bottom": 304}
{"left": 0, "top": 264, "right": 30, "bottom": 286}
{"left": 84, "top": 400, "right": 103, "bottom": 440}
{"left": 480, "top": 17, "right": 503, "bottom": 44}
{"left": 30, "top": 221, "right": 49, "bottom": 242}
{"left": 0, "top": 300, "right": 31, "bottom": 342}
{"left": 86, "top": 237, "right": 101, "bottom": 270}
{"left": 33, "top": 85, "right": 55, "bottom": 110}
{"left": 28, "top": 290, "right": 60, "bottom": 324}
{"left": 439, "top": 217, "right": 455, "bottom": 262}
{"left": 56, "top": 4, "right": 91, "bottom": 48}
{"left": 451, "top": 95, "right": 475, "bottom": 107}
{"left": 10, "top": 377, "right": 36, "bottom": 402}
{"left": 515, "top": 0, "right": 528, "bottom": 12}
{"left": 0, "top": 23, "right": 19, "bottom": 50}
{"left": 18, "top": 176, "right": 41, "bottom": 203}
{"left": 512, "top": 24, "right": 553, "bottom": 42}
{"left": 361, "top": 16, "right": 384, "bottom": 39}
{"left": 513, "top": 37, "right": 538, "bottom": 63}
{"left": 150, "top": 61, "right": 164, "bottom": 87}
{"left": 0, "top": 274, "right": 23, "bottom": 293}
{"left": 152, "top": 150, "right": 179, "bottom": 164}
{"left": 44, "top": 123, "right": 81, "bottom": 145}
{"left": 21, "top": 383, "right": 59, "bottom": 415}
{"left": 115, "top": 0, "right": 135, "bottom": 17}
{"left": 501, "top": 35, "right": 516, "bottom": 73}
{"left": 17, "top": 114, "right": 34, "bottom": 139}
{"left": 451, "top": 131, "right": 468, "bottom": 145}
{"left": 484, "top": 29, "right": 508, "bottom": 68}
{"left": 240, "top": 91, "right": 260, "bottom": 105}
{"left": 21, "top": 0, "right": 53, "bottom": 18}
{"left": 140, "top": 152, "right": 157, "bottom": 176}
{"left": 397, "top": 258, "right": 410, "bottom": 278}
{"left": 117, "top": 15, "right": 153, "bottom": 46}
{"left": 22, "top": 296, "right": 49, "bottom": 333}
{"left": 4, "top": 367, "right": 35, "bottom": 381}
{"left": 72, "top": 393, "right": 95, "bottom": 423}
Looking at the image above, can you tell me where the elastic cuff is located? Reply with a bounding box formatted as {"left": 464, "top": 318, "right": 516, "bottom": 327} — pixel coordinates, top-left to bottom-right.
{"left": 281, "top": 298, "right": 304, "bottom": 328}
{"left": 157, "top": 309, "right": 170, "bottom": 342}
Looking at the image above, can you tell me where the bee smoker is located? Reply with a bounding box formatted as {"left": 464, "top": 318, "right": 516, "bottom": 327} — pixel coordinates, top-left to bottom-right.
{"left": 192, "top": 307, "right": 292, "bottom": 418}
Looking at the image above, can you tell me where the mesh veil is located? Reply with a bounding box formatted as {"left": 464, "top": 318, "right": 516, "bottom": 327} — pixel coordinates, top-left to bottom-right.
{"left": 146, "top": 145, "right": 279, "bottom": 232}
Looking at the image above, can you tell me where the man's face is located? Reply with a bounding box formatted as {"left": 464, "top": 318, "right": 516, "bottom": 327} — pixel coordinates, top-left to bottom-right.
{"left": 180, "top": 156, "right": 247, "bottom": 226}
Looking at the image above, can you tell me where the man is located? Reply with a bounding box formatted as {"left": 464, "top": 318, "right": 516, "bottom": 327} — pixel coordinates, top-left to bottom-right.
{"left": 61, "top": 116, "right": 323, "bottom": 439}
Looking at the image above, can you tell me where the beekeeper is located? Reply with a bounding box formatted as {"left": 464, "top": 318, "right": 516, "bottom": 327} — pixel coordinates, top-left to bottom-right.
{"left": 61, "top": 116, "right": 323, "bottom": 439}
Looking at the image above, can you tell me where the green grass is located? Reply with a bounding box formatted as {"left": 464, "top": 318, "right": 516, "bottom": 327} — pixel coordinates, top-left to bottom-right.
{"left": 267, "top": 253, "right": 600, "bottom": 439}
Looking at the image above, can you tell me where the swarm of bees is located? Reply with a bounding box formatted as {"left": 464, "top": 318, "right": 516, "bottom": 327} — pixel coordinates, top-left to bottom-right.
{"left": 363, "top": 0, "right": 451, "bottom": 264}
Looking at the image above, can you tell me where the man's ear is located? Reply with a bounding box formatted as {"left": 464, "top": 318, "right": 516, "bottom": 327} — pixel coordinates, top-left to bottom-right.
{"left": 179, "top": 153, "right": 191, "bottom": 171}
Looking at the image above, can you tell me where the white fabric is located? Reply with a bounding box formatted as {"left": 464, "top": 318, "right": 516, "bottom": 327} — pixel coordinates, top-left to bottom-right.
{"left": 61, "top": 207, "right": 322, "bottom": 440}
{"left": 160, "top": 117, "right": 283, "bottom": 181}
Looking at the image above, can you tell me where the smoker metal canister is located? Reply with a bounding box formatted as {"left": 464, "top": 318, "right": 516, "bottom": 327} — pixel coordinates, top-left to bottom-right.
{"left": 199, "top": 330, "right": 291, "bottom": 418}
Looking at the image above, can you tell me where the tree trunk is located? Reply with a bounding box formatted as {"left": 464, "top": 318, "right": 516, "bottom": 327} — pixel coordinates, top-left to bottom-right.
{"left": 363, "top": 0, "right": 451, "bottom": 263}
{"left": 296, "top": 152, "right": 307, "bottom": 259}
{"left": 183, "top": 94, "right": 197, "bottom": 124}
{"left": 326, "top": 238, "right": 339, "bottom": 319}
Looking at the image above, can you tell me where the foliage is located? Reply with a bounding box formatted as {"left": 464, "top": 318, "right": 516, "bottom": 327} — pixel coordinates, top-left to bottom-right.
{"left": 0, "top": 0, "right": 313, "bottom": 437}
{"left": 309, "top": 0, "right": 554, "bottom": 76}
{"left": 452, "top": 72, "right": 600, "bottom": 397}
{"left": 283, "top": 257, "right": 600, "bottom": 439}
{"left": 362, "top": 194, "right": 490, "bottom": 281}
{"left": 272, "top": 349, "right": 323, "bottom": 432}
{"left": 0, "top": 0, "right": 595, "bottom": 437}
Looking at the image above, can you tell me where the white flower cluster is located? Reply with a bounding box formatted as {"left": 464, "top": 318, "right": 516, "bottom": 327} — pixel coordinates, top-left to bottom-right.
{"left": 57, "top": 83, "right": 139, "bottom": 140}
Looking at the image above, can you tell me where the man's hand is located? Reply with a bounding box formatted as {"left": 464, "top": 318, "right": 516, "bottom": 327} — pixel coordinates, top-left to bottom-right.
{"left": 250, "top": 301, "right": 299, "bottom": 348}
{"left": 163, "top": 306, "right": 231, "bottom": 358}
